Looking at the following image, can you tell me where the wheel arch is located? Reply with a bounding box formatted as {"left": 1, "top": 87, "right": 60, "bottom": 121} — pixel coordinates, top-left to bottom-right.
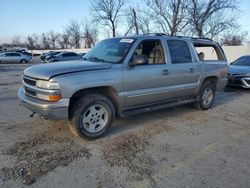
{"left": 196, "top": 76, "right": 218, "bottom": 95}
{"left": 203, "top": 76, "right": 218, "bottom": 86}
{"left": 68, "top": 86, "right": 119, "bottom": 120}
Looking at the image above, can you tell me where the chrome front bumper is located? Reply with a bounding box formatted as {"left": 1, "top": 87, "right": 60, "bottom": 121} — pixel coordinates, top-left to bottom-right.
{"left": 18, "top": 87, "right": 69, "bottom": 120}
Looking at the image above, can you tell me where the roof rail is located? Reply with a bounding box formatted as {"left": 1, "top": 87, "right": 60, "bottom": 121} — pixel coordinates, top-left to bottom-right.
{"left": 142, "top": 33, "right": 167, "bottom": 36}
{"left": 141, "top": 33, "right": 213, "bottom": 41}
{"left": 173, "top": 35, "right": 213, "bottom": 41}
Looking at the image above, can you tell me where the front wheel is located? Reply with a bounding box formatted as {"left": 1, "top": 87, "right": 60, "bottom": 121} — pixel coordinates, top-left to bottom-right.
{"left": 194, "top": 81, "right": 216, "bottom": 110}
{"left": 70, "top": 94, "right": 115, "bottom": 139}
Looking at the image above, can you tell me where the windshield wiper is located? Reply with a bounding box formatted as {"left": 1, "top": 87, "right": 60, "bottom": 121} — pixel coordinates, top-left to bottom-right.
{"left": 84, "top": 56, "right": 107, "bottom": 63}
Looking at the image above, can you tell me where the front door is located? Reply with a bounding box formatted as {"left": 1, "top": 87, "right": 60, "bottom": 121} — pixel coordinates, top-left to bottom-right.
{"left": 123, "top": 39, "right": 174, "bottom": 108}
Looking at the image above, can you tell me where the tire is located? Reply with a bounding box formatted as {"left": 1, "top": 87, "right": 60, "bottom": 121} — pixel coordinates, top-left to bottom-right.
{"left": 20, "top": 59, "right": 28, "bottom": 64}
{"left": 194, "top": 81, "right": 216, "bottom": 110}
{"left": 70, "top": 93, "right": 115, "bottom": 139}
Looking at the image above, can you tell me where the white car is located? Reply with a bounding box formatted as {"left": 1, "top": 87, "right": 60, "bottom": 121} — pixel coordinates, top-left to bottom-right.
{"left": 0, "top": 52, "right": 32, "bottom": 64}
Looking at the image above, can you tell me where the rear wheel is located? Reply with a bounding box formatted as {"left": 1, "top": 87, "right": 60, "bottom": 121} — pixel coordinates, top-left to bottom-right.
{"left": 194, "top": 81, "right": 216, "bottom": 110}
{"left": 20, "top": 59, "right": 28, "bottom": 64}
{"left": 70, "top": 94, "right": 115, "bottom": 139}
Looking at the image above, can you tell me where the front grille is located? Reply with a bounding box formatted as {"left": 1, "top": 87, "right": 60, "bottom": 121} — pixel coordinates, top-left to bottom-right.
{"left": 23, "top": 77, "right": 36, "bottom": 86}
{"left": 23, "top": 76, "right": 37, "bottom": 98}
{"left": 24, "top": 87, "right": 36, "bottom": 97}
{"left": 233, "top": 79, "right": 242, "bottom": 85}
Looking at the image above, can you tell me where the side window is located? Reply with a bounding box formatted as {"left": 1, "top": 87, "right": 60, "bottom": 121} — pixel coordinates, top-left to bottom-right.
{"left": 5, "top": 53, "right": 11, "bottom": 57}
{"left": 12, "top": 53, "right": 21, "bottom": 57}
{"left": 133, "top": 40, "right": 165, "bottom": 64}
{"left": 167, "top": 40, "right": 192, "bottom": 64}
{"left": 194, "top": 43, "right": 225, "bottom": 61}
{"left": 69, "top": 53, "right": 77, "bottom": 57}
{"left": 62, "top": 53, "right": 68, "bottom": 57}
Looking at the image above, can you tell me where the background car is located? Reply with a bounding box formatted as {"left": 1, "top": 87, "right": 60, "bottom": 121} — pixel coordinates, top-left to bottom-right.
{"left": 47, "top": 52, "right": 82, "bottom": 63}
{"left": 40, "top": 51, "right": 61, "bottom": 61}
{"left": 40, "top": 52, "right": 51, "bottom": 61}
{"left": 78, "top": 52, "right": 86, "bottom": 57}
{"left": 0, "top": 52, "right": 32, "bottom": 64}
{"left": 227, "top": 55, "right": 250, "bottom": 88}
{"left": 44, "top": 51, "right": 62, "bottom": 62}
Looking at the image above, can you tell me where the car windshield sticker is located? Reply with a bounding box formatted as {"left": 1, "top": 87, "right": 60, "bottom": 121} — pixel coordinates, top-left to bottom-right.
{"left": 120, "top": 39, "right": 134, "bottom": 43}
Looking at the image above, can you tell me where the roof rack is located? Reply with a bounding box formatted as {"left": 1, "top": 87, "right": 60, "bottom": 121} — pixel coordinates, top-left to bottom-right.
{"left": 173, "top": 35, "right": 213, "bottom": 41}
{"left": 142, "top": 33, "right": 213, "bottom": 41}
{"left": 142, "top": 33, "right": 167, "bottom": 36}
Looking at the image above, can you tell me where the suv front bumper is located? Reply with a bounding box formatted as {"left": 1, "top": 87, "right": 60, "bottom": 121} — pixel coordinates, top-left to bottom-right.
{"left": 18, "top": 87, "right": 69, "bottom": 120}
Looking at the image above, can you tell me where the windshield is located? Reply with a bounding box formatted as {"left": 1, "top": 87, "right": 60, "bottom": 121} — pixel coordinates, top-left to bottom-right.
{"left": 232, "top": 56, "right": 250, "bottom": 66}
{"left": 84, "top": 38, "right": 135, "bottom": 63}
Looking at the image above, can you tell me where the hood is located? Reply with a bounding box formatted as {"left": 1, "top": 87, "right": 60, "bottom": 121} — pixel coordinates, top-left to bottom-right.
{"left": 229, "top": 65, "right": 250, "bottom": 75}
{"left": 24, "top": 60, "right": 112, "bottom": 80}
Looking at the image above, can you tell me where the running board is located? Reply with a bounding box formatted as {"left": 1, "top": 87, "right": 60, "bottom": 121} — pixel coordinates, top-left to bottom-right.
{"left": 121, "top": 98, "right": 195, "bottom": 117}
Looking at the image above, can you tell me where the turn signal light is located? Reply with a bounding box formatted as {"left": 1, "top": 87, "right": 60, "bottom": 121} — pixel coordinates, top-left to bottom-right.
{"left": 48, "top": 95, "right": 61, "bottom": 102}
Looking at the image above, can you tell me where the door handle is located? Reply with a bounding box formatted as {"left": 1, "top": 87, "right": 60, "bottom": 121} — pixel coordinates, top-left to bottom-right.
{"left": 189, "top": 68, "right": 195, "bottom": 73}
{"left": 162, "top": 69, "right": 169, "bottom": 75}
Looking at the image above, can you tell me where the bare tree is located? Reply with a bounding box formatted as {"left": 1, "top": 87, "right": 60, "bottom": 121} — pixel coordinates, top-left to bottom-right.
{"left": 82, "top": 20, "right": 98, "bottom": 48}
{"left": 125, "top": 7, "right": 139, "bottom": 35}
{"left": 187, "top": 0, "right": 238, "bottom": 38}
{"left": 26, "top": 34, "right": 39, "bottom": 50}
{"left": 145, "top": 0, "right": 189, "bottom": 35}
{"left": 59, "top": 32, "right": 71, "bottom": 49}
{"left": 125, "top": 6, "right": 153, "bottom": 35}
{"left": 41, "top": 33, "right": 50, "bottom": 49}
{"left": 221, "top": 31, "right": 247, "bottom": 46}
{"left": 65, "top": 20, "right": 82, "bottom": 48}
{"left": 47, "top": 31, "right": 60, "bottom": 49}
{"left": 90, "top": 0, "right": 125, "bottom": 37}
{"left": 12, "top": 36, "right": 22, "bottom": 46}
{"left": 138, "top": 11, "right": 152, "bottom": 34}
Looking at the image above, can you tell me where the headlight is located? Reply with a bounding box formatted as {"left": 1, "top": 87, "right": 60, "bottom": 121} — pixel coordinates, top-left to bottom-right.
{"left": 36, "top": 80, "right": 60, "bottom": 90}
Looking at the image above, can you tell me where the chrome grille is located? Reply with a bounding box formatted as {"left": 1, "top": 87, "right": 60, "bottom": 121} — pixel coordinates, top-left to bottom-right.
{"left": 23, "top": 76, "right": 37, "bottom": 98}
{"left": 24, "top": 87, "right": 36, "bottom": 97}
{"left": 23, "top": 77, "right": 36, "bottom": 86}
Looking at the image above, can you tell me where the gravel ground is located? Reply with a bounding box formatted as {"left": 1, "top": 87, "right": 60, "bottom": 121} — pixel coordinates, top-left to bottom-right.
{"left": 0, "top": 64, "right": 249, "bottom": 188}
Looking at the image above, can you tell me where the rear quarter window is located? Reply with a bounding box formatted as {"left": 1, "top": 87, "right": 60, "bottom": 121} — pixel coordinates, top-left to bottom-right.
{"left": 193, "top": 43, "right": 226, "bottom": 61}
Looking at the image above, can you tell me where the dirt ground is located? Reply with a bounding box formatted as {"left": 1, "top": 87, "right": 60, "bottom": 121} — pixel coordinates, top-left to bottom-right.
{"left": 0, "top": 64, "right": 249, "bottom": 188}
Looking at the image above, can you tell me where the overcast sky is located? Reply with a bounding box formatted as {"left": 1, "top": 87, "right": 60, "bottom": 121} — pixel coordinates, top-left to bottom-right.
{"left": 0, "top": 0, "right": 250, "bottom": 43}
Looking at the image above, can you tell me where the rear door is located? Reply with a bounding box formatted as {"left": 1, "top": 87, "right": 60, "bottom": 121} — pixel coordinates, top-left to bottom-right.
{"left": 165, "top": 39, "right": 201, "bottom": 97}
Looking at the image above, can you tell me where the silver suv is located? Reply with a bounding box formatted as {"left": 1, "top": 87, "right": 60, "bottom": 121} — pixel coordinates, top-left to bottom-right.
{"left": 18, "top": 34, "right": 228, "bottom": 139}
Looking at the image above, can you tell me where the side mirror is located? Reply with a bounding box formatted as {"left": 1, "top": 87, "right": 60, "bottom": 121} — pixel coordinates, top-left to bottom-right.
{"left": 129, "top": 55, "right": 148, "bottom": 66}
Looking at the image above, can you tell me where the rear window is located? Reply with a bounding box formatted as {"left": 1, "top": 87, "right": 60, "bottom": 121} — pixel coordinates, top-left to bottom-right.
{"left": 167, "top": 40, "right": 192, "bottom": 64}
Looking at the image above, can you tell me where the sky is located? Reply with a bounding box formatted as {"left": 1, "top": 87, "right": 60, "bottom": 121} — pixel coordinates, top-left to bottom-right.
{"left": 0, "top": 0, "right": 250, "bottom": 44}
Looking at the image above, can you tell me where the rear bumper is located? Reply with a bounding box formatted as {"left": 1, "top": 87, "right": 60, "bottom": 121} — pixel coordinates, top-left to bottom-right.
{"left": 18, "top": 87, "right": 69, "bottom": 120}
